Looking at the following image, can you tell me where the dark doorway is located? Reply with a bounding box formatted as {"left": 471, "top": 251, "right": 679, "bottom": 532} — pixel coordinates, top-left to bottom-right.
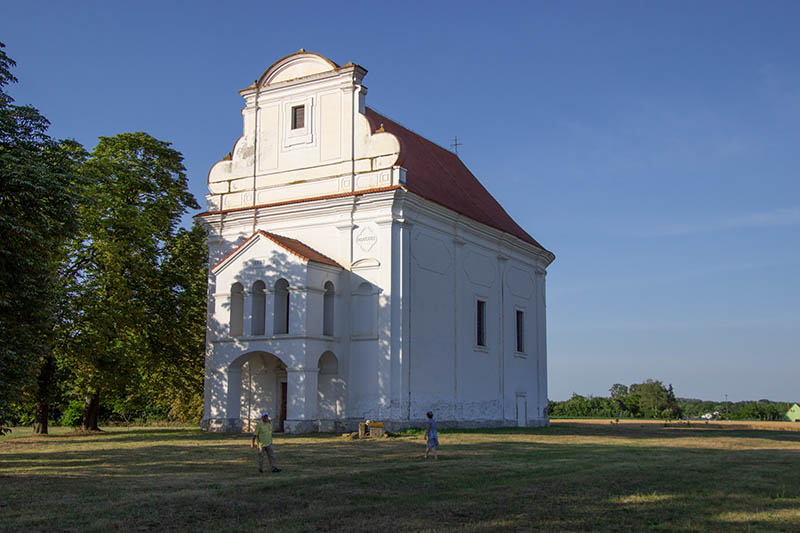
{"left": 279, "top": 381, "right": 287, "bottom": 432}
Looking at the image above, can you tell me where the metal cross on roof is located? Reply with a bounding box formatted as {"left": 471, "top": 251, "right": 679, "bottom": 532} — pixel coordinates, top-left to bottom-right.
{"left": 450, "top": 136, "right": 463, "bottom": 155}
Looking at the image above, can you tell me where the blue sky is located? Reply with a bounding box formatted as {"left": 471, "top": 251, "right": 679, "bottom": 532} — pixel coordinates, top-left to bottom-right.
{"left": 3, "top": 1, "right": 798, "bottom": 402}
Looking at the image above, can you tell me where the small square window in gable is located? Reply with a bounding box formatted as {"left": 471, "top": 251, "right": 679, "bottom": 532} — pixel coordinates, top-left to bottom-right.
{"left": 291, "top": 105, "right": 305, "bottom": 130}
{"left": 284, "top": 98, "right": 313, "bottom": 148}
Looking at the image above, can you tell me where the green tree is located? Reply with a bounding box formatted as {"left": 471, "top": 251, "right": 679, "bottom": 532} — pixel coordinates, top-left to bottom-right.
{"left": 730, "top": 401, "right": 787, "bottom": 421}
{"left": 135, "top": 221, "right": 208, "bottom": 422}
{"left": 609, "top": 383, "right": 628, "bottom": 400}
{"left": 0, "top": 43, "right": 85, "bottom": 433}
{"left": 665, "top": 384, "right": 680, "bottom": 419}
{"left": 549, "top": 394, "right": 591, "bottom": 417}
{"left": 61, "top": 132, "right": 198, "bottom": 430}
{"left": 628, "top": 379, "right": 681, "bottom": 419}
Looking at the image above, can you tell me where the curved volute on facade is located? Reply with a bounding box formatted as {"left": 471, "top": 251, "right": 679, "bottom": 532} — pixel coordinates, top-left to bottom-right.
{"left": 205, "top": 50, "right": 403, "bottom": 212}
{"left": 353, "top": 113, "right": 401, "bottom": 180}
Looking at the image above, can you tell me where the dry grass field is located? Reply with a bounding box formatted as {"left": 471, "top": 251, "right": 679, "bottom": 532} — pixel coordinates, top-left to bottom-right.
{"left": 557, "top": 418, "right": 800, "bottom": 432}
{"left": 2, "top": 420, "right": 800, "bottom": 531}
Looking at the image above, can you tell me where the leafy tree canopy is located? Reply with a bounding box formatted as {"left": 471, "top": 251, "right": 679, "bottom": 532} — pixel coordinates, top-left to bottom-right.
{"left": 0, "top": 42, "right": 86, "bottom": 432}
{"left": 59, "top": 132, "right": 200, "bottom": 429}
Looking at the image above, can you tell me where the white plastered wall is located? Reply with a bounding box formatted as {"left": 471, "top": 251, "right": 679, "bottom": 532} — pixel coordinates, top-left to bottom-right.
{"left": 400, "top": 196, "right": 551, "bottom": 428}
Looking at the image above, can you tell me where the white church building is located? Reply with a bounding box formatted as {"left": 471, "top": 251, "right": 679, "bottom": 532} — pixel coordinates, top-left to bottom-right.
{"left": 198, "top": 51, "right": 555, "bottom": 433}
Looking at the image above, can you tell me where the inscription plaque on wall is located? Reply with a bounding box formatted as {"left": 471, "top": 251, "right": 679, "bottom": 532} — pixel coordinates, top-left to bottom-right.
{"left": 356, "top": 226, "right": 378, "bottom": 252}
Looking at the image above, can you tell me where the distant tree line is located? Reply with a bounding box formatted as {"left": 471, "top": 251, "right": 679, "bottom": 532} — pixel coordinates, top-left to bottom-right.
{"left": 549, "top": 379, "right": 793, "bottom": 421}
{"left": 677, "top": 398, "right": 791, "bottom": 421}
{"left": 549, "top": 379, "right": 680, "bottom": 419}
{"left": 1, "top": 43, "right": 207, "bottom": 434}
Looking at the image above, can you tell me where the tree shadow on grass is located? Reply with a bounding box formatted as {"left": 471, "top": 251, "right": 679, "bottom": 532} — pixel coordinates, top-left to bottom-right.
{"left": 4, "top": 423, "right": 800, "bottom": 531}
{"left": 17, "top": 427, "right": 238, "bottom": 444}
{"left": 3, "top": 435, "right": 800, "bottom": 531}
{"left": 9, "top": 428, "right": 359, "bottom": 446}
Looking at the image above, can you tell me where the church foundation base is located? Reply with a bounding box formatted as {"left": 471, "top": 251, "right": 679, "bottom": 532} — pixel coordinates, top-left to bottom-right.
{"left": 284, "top": 419, "right": 317, "bottom": 433}
{"left": 340, "top": 417, "right": 551, "bottom": 432}
{"left": 529, "top": 417, "right": 550, "bottom": 427}
{"left": 201, "top": 416, "right": 550, "bottom": 433}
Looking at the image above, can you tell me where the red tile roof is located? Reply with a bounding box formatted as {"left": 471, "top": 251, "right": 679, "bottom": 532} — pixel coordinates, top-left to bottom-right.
{"left": 212, "top": 230, "right": 342, "bottom": 271}
{"left": 261, "top": 231, "right": 342, "bottom": 268}
{"left": 365, "top": 107, "right": 548, "bottom": 252}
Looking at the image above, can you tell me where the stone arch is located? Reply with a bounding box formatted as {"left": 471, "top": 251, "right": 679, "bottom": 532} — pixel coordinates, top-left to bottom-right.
{"left": 230, "top": 282, "right": 244, "bottom": 337}
{"left": 317, "top": 351, "right": 345, "bottom": 431}
{"left": 228, "top": 351, "right": 289, "bottom": 432}
{"left": 323, "top": 281, "right": 335, "bottom": 336}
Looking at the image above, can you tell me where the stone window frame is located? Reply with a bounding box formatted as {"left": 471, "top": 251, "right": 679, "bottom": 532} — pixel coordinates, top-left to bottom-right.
{"left": 283, "top": 96, "right": 313, "bottom": 148}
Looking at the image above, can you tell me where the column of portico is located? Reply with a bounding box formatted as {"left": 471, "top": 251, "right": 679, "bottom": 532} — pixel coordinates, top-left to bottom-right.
{"left": 211, "top": 290, "right": 231, "bottom": 338}
{"left": 225, "top": 365, "right": 244, "bottom": 432}
{"left": 242, "top": 289, "right": 253, "bottom": 336}
{"left": 205, "top": 357, "right": 228, "bottom": 430}
{"left": 285, "top": 367, "right": 319, "bottom": 433}
{"left": 264, "top": 288, "right": 275, "bottom": 337}
{"left": 204, "top": 288, "right": 232, "bottom": 431}
{"left": 249, "top": 283, "right": 267, "bottom": 336}
{"left": 287, "top": 284, "right": 307, "bottom": 337}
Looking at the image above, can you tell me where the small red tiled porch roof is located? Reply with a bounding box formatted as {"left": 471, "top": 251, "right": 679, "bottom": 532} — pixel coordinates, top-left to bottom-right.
{"left": 212, "top": 230, "right": 342, "bottom": 272}
{"left": 365, "top": 107, "right": 549, "bottom": 253}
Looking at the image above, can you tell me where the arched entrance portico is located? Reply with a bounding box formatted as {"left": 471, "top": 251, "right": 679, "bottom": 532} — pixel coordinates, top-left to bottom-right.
{"left": 228, "top": 351, "right": 287, "bottom": 432}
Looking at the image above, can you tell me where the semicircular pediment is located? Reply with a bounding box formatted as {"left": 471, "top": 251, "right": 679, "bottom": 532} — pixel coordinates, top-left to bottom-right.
{"left": 258, "top": 50, "right": 340, "bottom": 86}
{"left": 351, "top": 257, "right": 381, "bottom": 270}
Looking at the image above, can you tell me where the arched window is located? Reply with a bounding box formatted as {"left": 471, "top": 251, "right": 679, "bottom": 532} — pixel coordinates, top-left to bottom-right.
{"left": 230, "top": 282, "right": 244, "bottom": 337}
{"left": 323, "top": 281, "right": 335, "bottom": 336}
{"left": 318, "top": 351, "right": 338, "bottom": 375}
{"left": 273, "top": 278, "right": 289, "bottom": 334}
{"left": 251, "top": 281, "right": 266, "bottom": 336}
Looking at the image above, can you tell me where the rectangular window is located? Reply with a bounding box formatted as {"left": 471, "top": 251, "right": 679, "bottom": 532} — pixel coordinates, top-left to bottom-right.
{"left": 516, "top": 310, "right": 525, "bottom": 353}
{"left": 476, "top": 299, "right": 487, "bottom": 347}
{"left": 291, "top": 105, "right": 305, "bottom": 130}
